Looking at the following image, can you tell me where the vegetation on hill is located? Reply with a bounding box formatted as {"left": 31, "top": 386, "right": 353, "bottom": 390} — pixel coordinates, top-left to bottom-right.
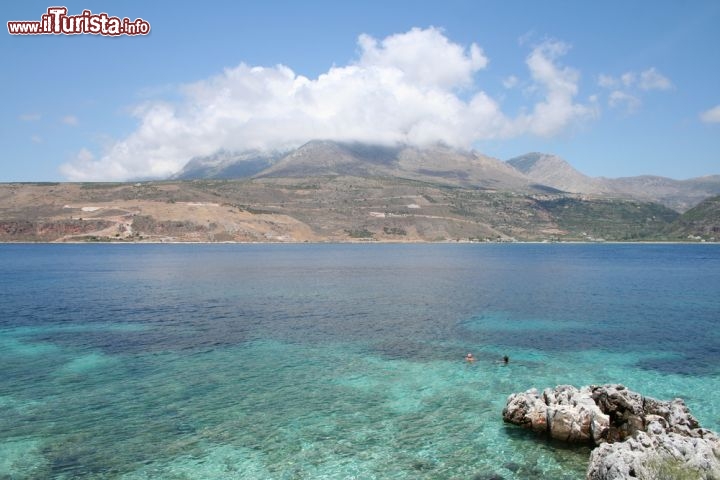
{"left": 670, "top": 195, "right": 720, "bottom": 241}
{"left": 536, "top": 196, "right": 680, "bottom": 241}
{"left": 0, "top": 177, "right": 717, "bottom": 243}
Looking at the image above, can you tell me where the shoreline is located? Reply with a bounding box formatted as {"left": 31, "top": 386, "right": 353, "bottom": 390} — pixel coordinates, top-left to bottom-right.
{"left": 0, "top": 239, "right": 717, "bottom": 246}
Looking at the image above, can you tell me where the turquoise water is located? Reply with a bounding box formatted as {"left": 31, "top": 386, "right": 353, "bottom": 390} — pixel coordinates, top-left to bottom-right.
{"left": 1, "top": 243, "right": 718, "bottom": 479}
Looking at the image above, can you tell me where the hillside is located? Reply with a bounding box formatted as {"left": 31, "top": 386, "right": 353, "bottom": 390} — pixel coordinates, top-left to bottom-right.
{"left": 171, "top": 150, "right": 283, "bottom": 180}
{"left": 536, "top": 196, "right": 680, "bottom": 241}
{"left": 507, "top": 152, "right": 608, "bottom": 194}
{"left": 506, "top": 152, "right": 720, "bottom": 212}
{"left": 0, "top": 178, "right": 706, "bottom": 243}
{"left": 604, "top": 175, "right": 720, "bottom": 213}
{"left": 257, "top": 141, "right": 534, "bottom": 192}
{"left": 670, "top": 195, "right": 720, "bottom": 240}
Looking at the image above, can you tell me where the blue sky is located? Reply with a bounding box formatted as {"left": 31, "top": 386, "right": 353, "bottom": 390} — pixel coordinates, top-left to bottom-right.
{"left": 2, "top": 0, "right": 719, "bottom": 181}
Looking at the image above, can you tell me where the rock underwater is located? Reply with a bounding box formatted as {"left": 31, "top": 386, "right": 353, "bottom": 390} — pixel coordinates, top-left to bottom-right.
{"left": 502, "top": 384, "right": 720, "bottom": 480}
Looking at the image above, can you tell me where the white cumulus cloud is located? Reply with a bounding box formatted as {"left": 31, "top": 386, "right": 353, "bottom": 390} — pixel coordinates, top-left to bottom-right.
{"left": 61, "top": 28, "right": 594, "bottom": 181}
{"left": 700, "top": 105, "right": 720, "bottom": 123}
{"left": 515, "top": 40, "right": 596, "bottom": 137}
{"left": 357, "top": 27, "right": 487, "bottom": 89}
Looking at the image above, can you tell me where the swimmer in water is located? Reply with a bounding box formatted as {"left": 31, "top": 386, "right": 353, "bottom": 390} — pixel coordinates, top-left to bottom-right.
{"left": 465, "top": 353, "right": 475, "bottom": 362}
{"left": 503, "top": 355, "right": 509, "bottom": 364}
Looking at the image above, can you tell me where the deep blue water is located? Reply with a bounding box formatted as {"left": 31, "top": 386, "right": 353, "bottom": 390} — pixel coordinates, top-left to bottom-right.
{"left": 1, "top": 243, "right": 718, "bottom": 479}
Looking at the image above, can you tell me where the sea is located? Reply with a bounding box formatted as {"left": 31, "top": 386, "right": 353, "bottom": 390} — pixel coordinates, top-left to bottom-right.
{"left": 1, "top": 243, "right": 718, "bottom": 479}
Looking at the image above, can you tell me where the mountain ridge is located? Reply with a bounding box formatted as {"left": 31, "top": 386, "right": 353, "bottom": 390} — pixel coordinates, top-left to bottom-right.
{"left": 254, "top": 140, "right": 535, "bottom": 192}
{"left": 508, "top": 152, "right": 720, "bottom": 212}
{"left": 171, "top": 149, "right": 284, "bottom": 180}
{"left": 507, "top": 152, "right": 609, "bottom": 195}
{"left": 2, "top": 142, "right": 714, "bottom": 243}
{"left": 170, "top": 141, "right": 720, "bottom": 212}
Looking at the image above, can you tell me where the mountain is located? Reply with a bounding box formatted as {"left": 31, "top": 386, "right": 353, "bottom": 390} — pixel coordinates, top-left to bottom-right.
{"left": 171, "top": 150, "right": 283, "bottom": 180}
{"left": 170, "top": 142, "right": 720, "bottom": 212}
{"left": 256, "top": 140, "right": 394, "bottom": 178}
{"left": 671, "top": 194, "right": 720, "bottom": 239}
{"left": 5, "top": 143, "right": 718, "bottom": 243}
{"left": 258, "top": 140, "right": 534, "bottom": 191}
{"left": 603, "top": 175, "right": 720, "bottom": 213}
{"left": 507, "top": 152, "right": 608, "bottom": 194}
{"left": 507, "top": 153, "right": 720, "bottom": 212}
{"left": 392, "top": 144, "right": 535, "bottom": 191}
{"left": 180, "top": 140, "right": 536, "bottom": 192}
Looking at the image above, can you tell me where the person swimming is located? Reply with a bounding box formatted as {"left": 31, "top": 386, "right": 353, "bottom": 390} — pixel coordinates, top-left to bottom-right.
{"left": 465, "top": 353, "right": 475, "bottom": 362}
{"left": 503, "top": 355, "right": 509, "bottom": 364}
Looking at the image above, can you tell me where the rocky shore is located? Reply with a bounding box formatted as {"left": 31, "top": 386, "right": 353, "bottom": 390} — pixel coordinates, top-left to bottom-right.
{"left": 502, "top": 384, "right": 720, "bottom": 479}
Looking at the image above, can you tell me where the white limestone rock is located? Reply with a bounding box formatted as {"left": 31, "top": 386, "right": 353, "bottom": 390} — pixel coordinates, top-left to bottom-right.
{"left": 502, "top": 384, "right": 720, "bottom": 480}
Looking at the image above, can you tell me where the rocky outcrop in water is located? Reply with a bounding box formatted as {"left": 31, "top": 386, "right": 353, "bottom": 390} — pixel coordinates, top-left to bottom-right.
{"left": 587, "top": 428, "right": 720, "bottom": 480}
{"left": 502, "top": 384, "right": 609, "bottom": 444}
{"left": 502, "top": 384, "right": 720, "bottom": 480}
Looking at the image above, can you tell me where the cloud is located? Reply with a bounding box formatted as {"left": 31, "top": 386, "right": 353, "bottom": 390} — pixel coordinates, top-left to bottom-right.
{"left": 598, "top": 67, "right": 671, "bottom": 113}
{"left": 357, "top": 27, "right": 487, "bottom": 89}
{"left": 621, "top": 72, "right": 636, "bottom": 87}
{"left": 599, "top": 69, "right": 672, "bottom": 91}
{"left": 517, "top": 30, "right": 535, "bottom": 47}
{"left": 62, "top": 115, "right": 79, "bottom": 126}
{"left": 515, "top": 40, "right": 596, "bottom": 137}
{"left": 700, "top": 105, "right": 720, "bottom": 123}
{"left": 609, "top": 91, "right": 641, "bottom": 113}
{"left": 597, "top": 74, "right": 616, "bottom": 88}
{"left": 503, "top": 75, "right": 518, "bottom": 89}
{"left": 61, "top": 148, "right": 103, "bottom": 180}
{"left": 61, "top": 29, "right": 594, "bottom": 181}
{"left": 19, "top": 113, "right": 41, "bottom": 121}
{"left": 31, "top": 135, "right": 43, "bottom": 144}
{"left": 638, "top": 68, "right": 672, "bottom": 91}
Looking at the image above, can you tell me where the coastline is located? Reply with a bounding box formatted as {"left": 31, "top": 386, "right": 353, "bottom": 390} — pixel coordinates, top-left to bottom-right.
{"left": 0, "top": 239, "right": 717, "bottom": 245}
